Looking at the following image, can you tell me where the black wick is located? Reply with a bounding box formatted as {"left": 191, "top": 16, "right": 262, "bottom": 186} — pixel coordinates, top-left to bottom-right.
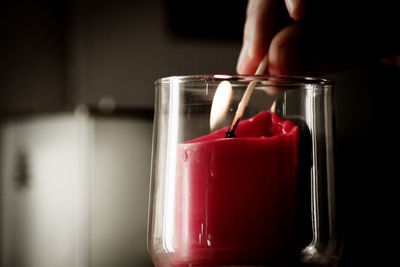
{"left": 225, "top": 118, "right": 241, "bottom": 138}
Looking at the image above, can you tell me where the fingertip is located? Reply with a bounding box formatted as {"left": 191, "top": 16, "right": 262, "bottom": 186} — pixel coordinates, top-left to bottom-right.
{"left": 236, "top": 45, "right": 249, "bottom": 74}
{"left": 236, "top": 61, "right": 247, "bottom": 75}
{"left": 267, "top": 28, "right": 286, "bottom": 75}
{"left": 267, "top": 49, "right": 282, "bottom": 75}
{"left": 285, "top": 0, "right": 305, "bottom": 21}
{"left": 236, "top": 55, "right": 258, "bottom": 75}
{"left": 236, "top": 44, "right": 265, "bottom": 74}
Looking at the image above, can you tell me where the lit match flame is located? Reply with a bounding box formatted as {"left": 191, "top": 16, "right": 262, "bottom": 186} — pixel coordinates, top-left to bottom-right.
{"left": 210, "top": 81, "right": 232, "bottom": 131}
{"left": 270, "top": 100, "right": 276, "bottom": 113}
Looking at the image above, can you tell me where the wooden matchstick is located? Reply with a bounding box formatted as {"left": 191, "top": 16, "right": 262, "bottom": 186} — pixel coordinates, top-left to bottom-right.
{"left": 225, "top": 54, "right": 268, "bottom": 138}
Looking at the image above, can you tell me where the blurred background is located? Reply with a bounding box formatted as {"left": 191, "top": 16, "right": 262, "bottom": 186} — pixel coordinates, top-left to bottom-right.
{"left": 0, "top": 0, "right": 399, "bottom": 266}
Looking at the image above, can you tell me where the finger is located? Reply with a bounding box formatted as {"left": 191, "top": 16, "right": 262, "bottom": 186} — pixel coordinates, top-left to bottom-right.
{"left": 236, "top": 0, "right": 287, "bottom": 74}
{"left": 268, "top": 1, "right": 400, "bottom": 76}
{"left": 267, "top": 23, "right": 307, "bottom": 75}
{"left": 267, "top": 23, "right": 343, "bottom": 76}
{"left": 284, "top": 0, "right": 306, "bottom": 21}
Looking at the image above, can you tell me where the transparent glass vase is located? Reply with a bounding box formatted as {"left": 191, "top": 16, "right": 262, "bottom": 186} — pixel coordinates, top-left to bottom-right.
{"left": 148, "top": 75, "right": 341, "bottom": 267}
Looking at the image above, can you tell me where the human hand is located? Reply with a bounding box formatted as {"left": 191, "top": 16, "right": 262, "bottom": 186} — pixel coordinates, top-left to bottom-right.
{"left": 236, "top": 0, "right": 399, "bottom": 76}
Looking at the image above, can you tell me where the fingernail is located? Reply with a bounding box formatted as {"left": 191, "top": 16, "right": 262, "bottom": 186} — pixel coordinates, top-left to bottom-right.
{"left": 285, "top": 0, "right": 295, "bottom": 15}
{"left": 285, "top": 0, "right": 305, "bottom": 20}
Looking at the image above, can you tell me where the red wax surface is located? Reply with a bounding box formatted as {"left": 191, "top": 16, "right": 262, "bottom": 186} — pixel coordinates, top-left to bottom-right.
{"left": 156, "top": 111, "right": 299, "bottom": 267}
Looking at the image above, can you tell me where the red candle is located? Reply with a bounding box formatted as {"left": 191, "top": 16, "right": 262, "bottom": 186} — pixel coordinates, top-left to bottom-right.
{"left": 158, "top": 111, "right": 299, "bottom": 267}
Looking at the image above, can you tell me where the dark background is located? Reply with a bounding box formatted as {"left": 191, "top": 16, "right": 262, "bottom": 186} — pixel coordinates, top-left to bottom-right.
{"left": 1, "top": 0, "right": 399, "bottom": 266}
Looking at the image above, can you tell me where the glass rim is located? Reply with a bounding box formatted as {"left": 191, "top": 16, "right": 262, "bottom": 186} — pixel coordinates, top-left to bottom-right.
{"left": 155, "top": 74, "right": 335, "bottom": 86}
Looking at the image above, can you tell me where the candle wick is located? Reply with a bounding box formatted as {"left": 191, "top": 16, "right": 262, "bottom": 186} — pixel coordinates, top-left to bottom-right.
{"left": 225, "top": 118, "right": 240, "bottom": 138}
{"left": 225, "top": 54, "right": 268, "bottom": 138}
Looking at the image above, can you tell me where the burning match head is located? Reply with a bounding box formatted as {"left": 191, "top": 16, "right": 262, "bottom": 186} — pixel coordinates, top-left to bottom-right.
{"left": 224, "top": 131, "right": 236, "bottom": 138}
{"left": 224, "top": 118, "right": 241, "bottom": 138}
{"left": 210, "top": 80, "right": 233, "bottom": 131}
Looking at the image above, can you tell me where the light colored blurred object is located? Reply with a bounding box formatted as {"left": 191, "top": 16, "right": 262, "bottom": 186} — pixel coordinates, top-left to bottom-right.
{"left": 0, "top": 112, "right": 153, "bottom": 267}
{"left": 0, "top": 113, "right": 91, "bottom": 267}
{"left": 90, "top": 116, "right": 153, "bottom": 267}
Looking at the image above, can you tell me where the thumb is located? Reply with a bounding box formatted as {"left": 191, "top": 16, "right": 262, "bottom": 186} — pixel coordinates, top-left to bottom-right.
{"left": 267, "top": 23, "right": 344, "bottom": 76}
